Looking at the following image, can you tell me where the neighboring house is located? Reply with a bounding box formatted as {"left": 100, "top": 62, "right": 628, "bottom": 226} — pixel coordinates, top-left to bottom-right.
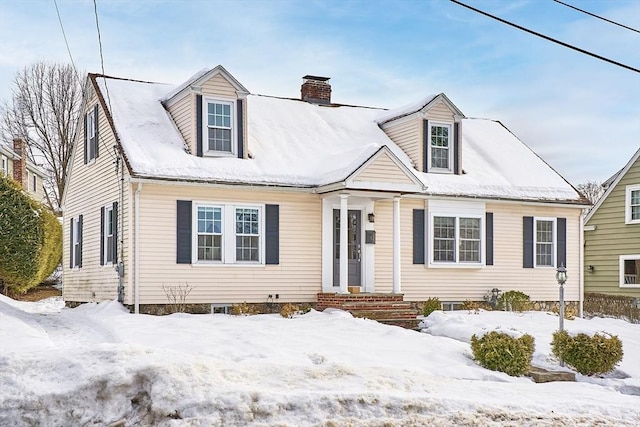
{"left": 62, "top": 66, "right": 588, "bottom": 314}
{"left": 584, "top": 149, "right": 640, "bottom": 299}
{"left": 0, "top": 138, "right": 47, "bottom": 202}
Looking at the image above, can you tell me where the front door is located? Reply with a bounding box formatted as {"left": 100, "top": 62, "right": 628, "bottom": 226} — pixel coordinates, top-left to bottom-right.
{"left": 333, "top": 209, "right": 362, "bottom": 287}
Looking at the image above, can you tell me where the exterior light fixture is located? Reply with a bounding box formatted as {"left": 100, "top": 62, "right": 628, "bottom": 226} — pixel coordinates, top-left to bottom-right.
{"left": 368, "top": 213, "right": 375, "bottom": 223}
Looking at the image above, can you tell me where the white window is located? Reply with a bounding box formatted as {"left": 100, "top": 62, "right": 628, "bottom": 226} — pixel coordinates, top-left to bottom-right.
{"left": 103, "top": 204, "right": 115, "bottom": 264}
{"left": 534, "top": 218, "right": 556, "bottom": 267}
{"left": 620, "top": 255, "right": 640, "bottom": 288}
{"left": 71, "top": 217, "right": 81, "bottom": 268}
{"left": 86, "top": 107, "right": 98, "bottom": 162}
{"left": 428, "top": 200, "right": 485, "bottom": 267}
{"left": 193, "top": 203, "right": 263, "bottom": 264}
{"left": 204, "top": 99, "right": 235, "bottom": 155}
{"left": 429, "top": 123, "right": 453, "bottom": 172}
{"left": 626, "top": 185, "right": 640, "bottom": 224}
{"left": 32, "top": 173, "right": 37, "bottom": 192}
{"left": 1, "top": 156, "right": 6, "bottom": 176}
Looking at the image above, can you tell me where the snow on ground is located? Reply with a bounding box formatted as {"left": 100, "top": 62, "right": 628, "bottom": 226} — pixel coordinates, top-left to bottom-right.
{"left": 1, "top": 295, "right": 638, "bottom": 426}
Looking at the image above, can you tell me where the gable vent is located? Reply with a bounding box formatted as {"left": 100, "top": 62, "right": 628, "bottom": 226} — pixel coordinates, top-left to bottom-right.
{"left": 301, "top": 75, "right": 331, "bottom": 104}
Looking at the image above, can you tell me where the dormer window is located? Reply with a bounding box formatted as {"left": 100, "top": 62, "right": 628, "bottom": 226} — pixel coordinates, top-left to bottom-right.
{"left": 428, "top": 122, "right": 453, "bottom": 172}
{"left": 205, "top": 99, "right": 235, "bottom": 155}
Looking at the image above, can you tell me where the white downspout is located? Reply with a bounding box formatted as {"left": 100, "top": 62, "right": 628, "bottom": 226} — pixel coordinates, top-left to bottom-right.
{"left": 393, "top": 196, "right": 401, "bottom": 294}
{"left": 134, "top": 182, "right": 142, "bottom": 314}
{"left": 579, "top": 210, "right": 585, "bottom": 318}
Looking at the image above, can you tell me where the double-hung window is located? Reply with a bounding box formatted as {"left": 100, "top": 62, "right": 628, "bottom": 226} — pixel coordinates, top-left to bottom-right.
{"left": 1, "top": 156, "right": 6, "bottom": 176}
{"left": 428, "top": 201, "right": 485, "bottom": 266}
{"left": 32, "top": 174, "right": 37, "bottom": 192}
{"left": 86, "top": 106, "right": 98, "bottom": 163}
{"left": 429, "top": 123, "right": 452, "bottom": 172}
{"left": 193, "top": 203, "right": 262, "bottom": 264}
{"left": 206, "top": 100, "right": 234, "bottom": 154}
{"left": 534, "top": 218, "right": 555, "bottom": 267}
{"left": 71, "top": 216, "right": 82, "bottom": 268}
{"left": 197, "top": 206, "right": 223, "bottom": 261}
{"left": 626, "top": 185, "right": 640, "bottom": 224}
{"left": 104, "top": 204, "right": 115, "bottom": 264}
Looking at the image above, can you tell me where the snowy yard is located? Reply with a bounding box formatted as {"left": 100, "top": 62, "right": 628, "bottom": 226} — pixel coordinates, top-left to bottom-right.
{"left": 1, "top": 295, "right": 639, "bottom": 426}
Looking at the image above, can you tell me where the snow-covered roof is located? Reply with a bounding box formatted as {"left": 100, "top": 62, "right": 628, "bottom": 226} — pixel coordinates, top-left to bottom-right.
{"left": 95, "top": 75, "right": 586, "bottom": 204}
{"left": 375, "top": 93, "right": 464, "bottom": 125}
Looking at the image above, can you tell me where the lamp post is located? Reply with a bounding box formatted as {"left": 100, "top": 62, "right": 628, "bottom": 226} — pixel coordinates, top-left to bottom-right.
{"left": 556, "top": 263, "right": 567, "bottom": 367}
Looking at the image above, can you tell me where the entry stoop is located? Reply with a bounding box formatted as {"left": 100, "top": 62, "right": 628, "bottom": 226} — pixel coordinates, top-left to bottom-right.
{"left": 316, "top": 293, "right": 420, "bottom": 329}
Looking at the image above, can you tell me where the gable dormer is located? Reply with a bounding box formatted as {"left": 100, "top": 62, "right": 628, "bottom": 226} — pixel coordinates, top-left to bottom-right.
{"left": 377, "top": 93, "right": 464, "bottom": 174}
{"left": 161, "top": 66, "right": 250, "bottom": 159}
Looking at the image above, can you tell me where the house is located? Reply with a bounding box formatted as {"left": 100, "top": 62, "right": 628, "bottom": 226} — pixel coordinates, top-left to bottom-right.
{"left": 584, "top": 149, "right": 640, "bottom": 301}
{"left": 0, "top": 138, "right": 47, "bottom": 202}
{"left": 62, "top": 66, "right": 589, "bottom": 317}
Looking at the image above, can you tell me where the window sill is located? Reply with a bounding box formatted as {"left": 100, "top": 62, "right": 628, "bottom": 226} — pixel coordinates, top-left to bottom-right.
{"left": 427, "top": 168, "right": 453, "bottom": 174}
{"left": 191, "top": 262, "right": 265, "bottom": 267}
{"left": 428, "top": 262, "right": 485, "bottom": 269}
{"left": 620, "top": 283, "right": 640, "bottom": 288}
{"left": 625, "top": 220, "right": 640, "bottom": 225}
{"left": 203, "top": 151, "right": 236, "bottom": 158}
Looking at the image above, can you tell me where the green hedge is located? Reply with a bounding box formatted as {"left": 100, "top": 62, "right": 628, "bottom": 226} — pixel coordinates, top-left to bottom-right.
{"left": 552, "top": 330, "right": 623, "bottom": 376}
{"left": 498, "top": 290, "right": 531, "bottom": 312}
{"left": 0, "top": 176, "right": 62, "bottom": 293}
{"left": 422, "top": 297, "right": 442, "bottom": 317}
{"left": 471, "top": 331, "right": 535, "bottom": 376}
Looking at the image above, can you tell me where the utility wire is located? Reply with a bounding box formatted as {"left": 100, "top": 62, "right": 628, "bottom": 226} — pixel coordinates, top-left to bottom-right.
{"left": 92, "top": 0, "right": 116, "bottom": 162}
{"left": 553, "top": 0, "right": 640, "bottom": 34}
{"left": 53, "top": 0, "right": 83, "bottom": 87}
{"left": 450, "top": 0, "right": 640, "bottom": 73}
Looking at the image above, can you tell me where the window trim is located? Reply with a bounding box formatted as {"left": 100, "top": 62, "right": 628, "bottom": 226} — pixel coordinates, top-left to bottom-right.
{"left": 427, "top": 200, "right": 486, "bottom": 268}
{"left": 625, "top": 184, "right": 640, "bottom": 225}
{"left": 32, "top": 173, "right": 37, "bottom": 192}
{"left": 619, "top": 254, "right": 640, "bottom": 288}
{"left": 192, "top": 202, "right": 264, "bottom": 265}
{"left": 202, "top": 98, "right": 237, "bottom": 157}
{"left": 86, "top": 107, "right": 98, "bottom": 163}
{"left": 428, "top": 122, "right": 453, "bottom": 173}
{"left": 1, "top": 155, "right": 6, "bottom": 176}
{"left": 103, "top": 204, "right": 115, "bottom": 265}
{"left": 534, "top": 217, "right": 556, "bottom": 268}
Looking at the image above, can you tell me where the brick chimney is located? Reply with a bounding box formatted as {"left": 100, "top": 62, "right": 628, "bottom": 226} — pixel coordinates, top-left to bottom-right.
{"left": 12, "top": 137, "right": 27, "bottom": 189}
{"left": 301, "top": 75, "right": 331, "bottom": 104}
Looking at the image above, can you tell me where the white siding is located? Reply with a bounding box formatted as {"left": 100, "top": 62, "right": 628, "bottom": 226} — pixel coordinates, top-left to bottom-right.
{"left": 374, "top": 198, "right": 582, "bottom": 302}
{"left": 63, "top": 85, "right": 130, "bottom": 303}
{"left": 136, "top": 184, "right": 321, "bottom": 304}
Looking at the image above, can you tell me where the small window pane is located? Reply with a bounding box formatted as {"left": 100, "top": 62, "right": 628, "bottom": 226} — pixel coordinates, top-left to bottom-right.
{"left": 433, "top": 216, "right": 455, "bottom": 262}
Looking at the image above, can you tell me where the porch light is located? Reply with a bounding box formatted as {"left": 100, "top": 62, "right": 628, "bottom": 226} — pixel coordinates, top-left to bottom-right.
{"left": 368, "top": 213, "right": 375, "bottom": 223}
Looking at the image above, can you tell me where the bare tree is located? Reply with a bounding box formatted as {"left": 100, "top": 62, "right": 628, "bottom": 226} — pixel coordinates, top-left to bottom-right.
{"left": 576, "top": 180, "right": 605, "bottom": 206}
{"left": 0, "top": 62, "right": 84, "bottom": 213}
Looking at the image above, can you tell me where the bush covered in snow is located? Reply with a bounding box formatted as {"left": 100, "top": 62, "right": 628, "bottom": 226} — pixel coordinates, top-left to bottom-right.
{"left": 471, "top": 331, "right": 535, "bottom": 376}
{"left": 0, "top": 176, "right": 61, "bottom": 293}
{"left": 552, "top": 330, "right": 623, "bottom": 376}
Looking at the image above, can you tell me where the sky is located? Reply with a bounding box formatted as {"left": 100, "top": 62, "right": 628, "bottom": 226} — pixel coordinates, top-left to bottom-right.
{"left": 0, "top": 0, "right": 638, "bottom": 185}
{"left": 2, "top": 294, "right": 639, "bottom": 425}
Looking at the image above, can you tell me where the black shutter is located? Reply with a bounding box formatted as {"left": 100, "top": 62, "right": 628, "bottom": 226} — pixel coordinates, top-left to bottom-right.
{"left": 196, "top": 95, "right": 203, "bottom": 157}
{"left": 176, "top": 200, "right": 192, "bottom": 264}
{"left": 423, "top": 120, "right": 429, "bottom": 172}
{"left": 69, "top": 218, "right": 74, "bottom": 268}
{"left": 93, "top": 104, "right": 99, "bottom": 158}
{"left": 413, "top": 209, "right": 425, "bottom": 264}
{"left": 112, "top": 201, "right": 118, "bottom": 263}
{"left": 453, "top": 122, "right": 460, "bottom": 174}
{"left": 237, "top": 99, "right": 244, "bottom": 159}
{"left": 265, "top": 204, "right": 279, "bottom": 265}
{"left": 523, "top": 216, "right": 534, "bottom": 268}
{"left": 83, "top": 113, "right": 88, "bottom": 164}
{"left": 557, "top": 217, "right": 567, "bottom": 268}
{"left": 78, "top": 215, "right": 83, "bottom": 268}
{"left": 486, "top": 212, "right": 494, "bottom": 266}
{"left": 100, "top": 206, "right": 105, "bottom": 266}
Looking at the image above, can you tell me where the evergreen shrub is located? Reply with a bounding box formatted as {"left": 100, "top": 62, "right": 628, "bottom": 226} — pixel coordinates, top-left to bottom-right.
{"left": 498, "top": 290, "right": 531, "bottom": 312}
{"left": 470, "top": 331, "right": 535, "bottom": 376}
{"left": 551, "top": 330, "right": 623, "bottom": 376}
{"left": 0, "top": 176, "right": 61, "bottom": 293}
{"left": 422, "top": 297, "right": 441, "bottom": 317}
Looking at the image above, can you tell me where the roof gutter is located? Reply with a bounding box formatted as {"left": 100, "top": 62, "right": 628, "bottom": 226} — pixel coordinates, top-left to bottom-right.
{"left": 127, "top": 176, "right": 315, "bottom": 193}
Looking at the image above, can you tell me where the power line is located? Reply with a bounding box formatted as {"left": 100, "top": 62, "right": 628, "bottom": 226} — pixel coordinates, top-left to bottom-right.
{"left": 553, "top": 0, "right": 640, "bottom": 34}
{"left": 53, "top": 0, "right": 83, "bottom": 87}
{"left": 450, "top": 0, "right": 640, "bottom": 74}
